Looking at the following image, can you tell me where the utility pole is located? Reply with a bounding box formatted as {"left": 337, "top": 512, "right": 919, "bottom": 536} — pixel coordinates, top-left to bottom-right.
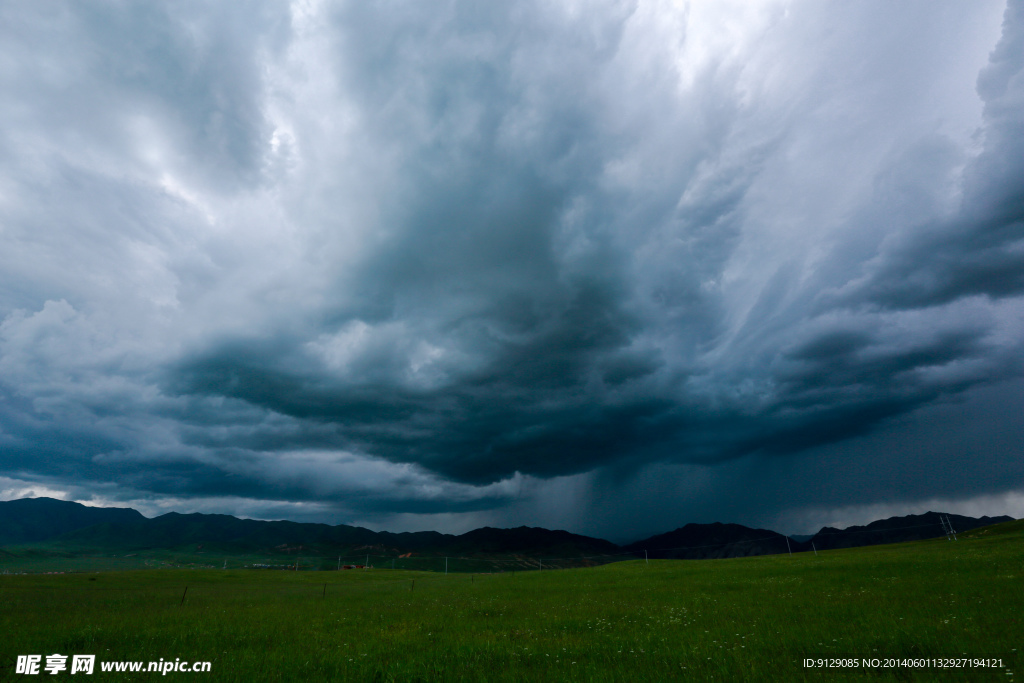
{"left": 812, "top": 543, "right": 818, "bottom": 557}
{"left": 445, "top": 557, "right": 448, "bottom": 575}
{"left": 644, "top": 550, "right": 648, "bottom": 565}
{"left": 785, "top": 537, "right": 792, "bottom": 555}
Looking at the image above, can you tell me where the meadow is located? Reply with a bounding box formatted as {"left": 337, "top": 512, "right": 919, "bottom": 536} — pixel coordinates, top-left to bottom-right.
{"left": 1, "top": 521, "right": 1020, "bottom": 682}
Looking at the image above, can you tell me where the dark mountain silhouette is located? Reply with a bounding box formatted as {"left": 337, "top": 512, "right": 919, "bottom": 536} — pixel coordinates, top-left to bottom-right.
{"left": 0, "top": 497, "right": 145, "bottom": 545}
{"left": 0, "top": 497, "right": 1015, "bottom": 562}
{"left": 806, "top": 512, "right": 1013, "bottom": 551}
{"left": 1, "top": 499, "right": 616, "bottom": 559}
{"left": 622, "top": 522, "right": 804, "bottom": 559}
{"left": 57, "top": 512, "right": 386, "bottom": 553}
{"left": 445, "top": 526, "right": 618, "bottom": 557}
{"left": 59, "top": 517, "right": 616, "bottom": 558}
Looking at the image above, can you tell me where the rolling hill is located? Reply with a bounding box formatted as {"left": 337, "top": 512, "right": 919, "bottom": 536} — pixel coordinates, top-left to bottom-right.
{"left": 0, "top": 497, "right": 1014, "bottom": 562}
{"left": 805, "top": 511, "right": 1013, "bottom": 550}
{"left": 0, "top": 497, "right": 145, "bottom": 545}
{"left": 621, "top": 522, "right": 802, "bottom": 559}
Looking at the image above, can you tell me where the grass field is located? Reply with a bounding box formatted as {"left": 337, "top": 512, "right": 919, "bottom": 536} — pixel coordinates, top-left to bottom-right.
{"left": 1, "top": 521, "right": 1021, "bottom": 681}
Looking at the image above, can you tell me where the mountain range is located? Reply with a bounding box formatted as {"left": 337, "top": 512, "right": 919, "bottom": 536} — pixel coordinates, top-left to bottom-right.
{"left": 0, "top": 497, "right": 1013, "bottom": 561}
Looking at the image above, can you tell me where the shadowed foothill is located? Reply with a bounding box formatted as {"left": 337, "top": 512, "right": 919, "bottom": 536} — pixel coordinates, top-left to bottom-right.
{"left": 0, "top": 498, "right": 1012, "bottom": 572}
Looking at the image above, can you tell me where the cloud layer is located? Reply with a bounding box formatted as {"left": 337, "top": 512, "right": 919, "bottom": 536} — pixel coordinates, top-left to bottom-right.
{"left": 1, "top": 0, "right": 1022, "bottom": 536}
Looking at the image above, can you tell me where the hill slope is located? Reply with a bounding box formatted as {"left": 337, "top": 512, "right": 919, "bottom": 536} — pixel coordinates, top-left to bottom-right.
{"left": 0, "top": 497, "right": 145, "bottom": 545}
{"left": 622, "top": 522, "right": 801, "bottom": 559}
{"left": 807, "top": 512, "right": 1013, "bottom": 550}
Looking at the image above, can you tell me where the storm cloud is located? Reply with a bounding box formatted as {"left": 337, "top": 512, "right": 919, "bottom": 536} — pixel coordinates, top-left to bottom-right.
{"left": 1, "top": 0, "right": 1022, "bottom": 537}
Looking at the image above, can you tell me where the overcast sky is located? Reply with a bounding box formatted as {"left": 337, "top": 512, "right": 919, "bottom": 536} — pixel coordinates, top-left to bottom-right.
{"left": 1, "top": 0, "right": 1022, "bottom": 541}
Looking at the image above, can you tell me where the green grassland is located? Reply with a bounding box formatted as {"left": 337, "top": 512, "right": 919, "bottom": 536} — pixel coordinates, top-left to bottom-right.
{"left": 1, "top": 521, "right": 1021, "bottom": 682}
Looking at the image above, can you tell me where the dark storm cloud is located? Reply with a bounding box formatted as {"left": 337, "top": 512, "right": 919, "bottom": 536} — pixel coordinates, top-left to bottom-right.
{"left": 835, "top": 1, "right": 1024, "bottom": 311}
{"left": 0, "top": 0, "right": 289, "bottom": 188}
{"left": 1, "top": 0, "right": 1022, "bottom": 529}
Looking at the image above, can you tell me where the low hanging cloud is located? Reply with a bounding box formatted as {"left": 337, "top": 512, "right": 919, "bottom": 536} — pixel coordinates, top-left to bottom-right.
{"left": 1, "top": 0, "right": 1022, "bottom": 533}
